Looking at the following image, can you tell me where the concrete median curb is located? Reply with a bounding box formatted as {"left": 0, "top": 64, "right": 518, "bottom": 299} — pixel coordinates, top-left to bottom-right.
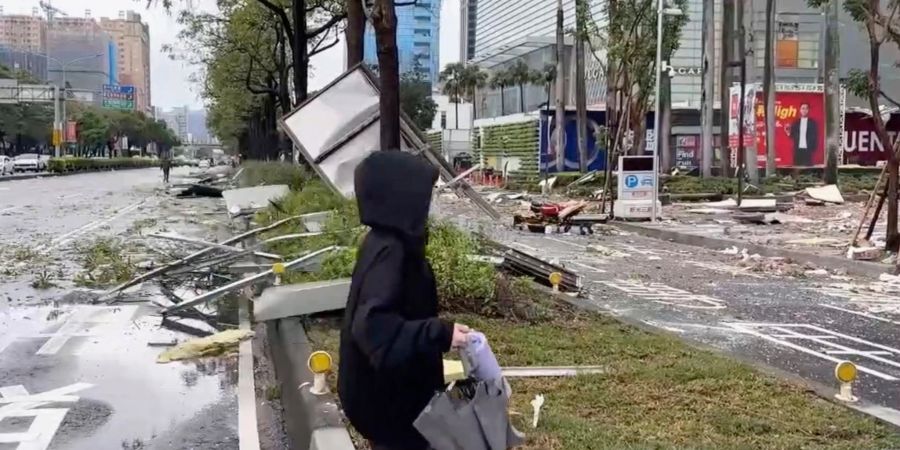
{"left": 0, "top": 166, "right": 156, "bottom": 183}
{"left": 267, "top": 317, "right": 355, "bottom": 450}
{"left": 614, "top": 222, "right": 893, "bottom": 278}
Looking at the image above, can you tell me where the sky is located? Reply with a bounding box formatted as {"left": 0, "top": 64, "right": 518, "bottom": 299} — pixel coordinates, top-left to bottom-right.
{"left": 2, "top": 0, "right": 462, "bottom": 110}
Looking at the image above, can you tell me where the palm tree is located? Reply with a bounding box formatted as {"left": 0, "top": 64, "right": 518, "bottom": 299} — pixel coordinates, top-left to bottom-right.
{"left": 460, "top": 64, "right": 488, "bottom": 105}
{"left": 506, "top": 60, "right": 540, "bottom": 113}
{"left": 489, "top": 69, "right": 511, "bottom": 116}
{"left": 439, "top": 63, "right": 465, "bottom": 129}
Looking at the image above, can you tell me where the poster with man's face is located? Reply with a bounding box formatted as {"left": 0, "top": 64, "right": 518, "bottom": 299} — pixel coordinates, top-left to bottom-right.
{"left": 753, "top": 91, "right": 825, "bottom": 167}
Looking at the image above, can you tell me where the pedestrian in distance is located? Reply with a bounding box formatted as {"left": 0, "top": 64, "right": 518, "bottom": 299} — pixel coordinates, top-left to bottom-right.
{"left": 339, "top": 151, "right": 470, "bottom": 450}
{"left": 160, "top": 150, "right": 172, "bottom": 184}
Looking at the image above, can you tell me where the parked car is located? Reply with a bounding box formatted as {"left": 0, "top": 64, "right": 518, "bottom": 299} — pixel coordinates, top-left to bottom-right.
{"left": 13, "top": 153, "right": 42, "bottom": 172}
{"left": 198, "top": 159, "right": 210, "bottom": 169}
{"left": 0, "top": 156, "right": 13, "bottom": 175}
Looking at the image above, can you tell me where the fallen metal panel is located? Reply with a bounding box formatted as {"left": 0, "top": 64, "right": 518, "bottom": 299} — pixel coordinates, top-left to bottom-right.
{"left": 102, "top": 215, "right": 306, "bottom": 300}
{"left": 150, "top": 232, "right": 282, "bottom": 260}
{"left": 300, "top": 211, "right": 332, "bottom": 233}
{"left": 253, "top": 279, "right": 351, "bottom": 321}
{"left": 480, "top": 237, "right": 582, "bottom": 292}
{"left": 502, "top": 366, "right": 605, "bottom": 377}
{"left": 162, "top": 246, "right": 338, "bottom": 315}
{"left": 222, "top": 185, "right": 290, "bottom": 215}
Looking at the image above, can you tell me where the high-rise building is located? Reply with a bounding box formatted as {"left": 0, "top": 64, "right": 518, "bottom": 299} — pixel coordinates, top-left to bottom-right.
{"left": 46, "top": 16, "right": 114, "bottom": 98}
{"left": 100, "top": 11, "right": 151, "bottom": 114}
{"left": 0, "top": 13, "right": 47, "bottom": 54}
{"left": 459, "top": 0, "right": 476, "bottom": 62}
{"left": 363, "top": 0, "right": 441, "bottom": 85}
{"left": 161, "top": 106, "right": 191, "bottom": 144}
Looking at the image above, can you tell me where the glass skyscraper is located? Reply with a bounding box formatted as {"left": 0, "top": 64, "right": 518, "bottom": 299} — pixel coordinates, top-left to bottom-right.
{"left": 363, "top": 0, "right": 441, "bottom": 85}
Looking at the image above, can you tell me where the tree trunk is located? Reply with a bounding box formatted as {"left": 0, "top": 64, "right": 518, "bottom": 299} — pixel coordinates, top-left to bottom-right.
{"left": 763, "top": 0, "right": 776, "bottom": 177}
{"left": 741, "top": 0, "right": 759, "bottom": 183}
{"left": 823, "top": 0, "right": 840, "bottom": 184}
{"left": 700, "top": 0, "right": 715, "bottom": 177}
{"left": 864, "top": 11, "right": 899, "bottom": 251}
{"left": 554, "top": 0, "right": 566, "bottom": 172}
{"left": 455, "top": 95, "right": 460, "bottom": 129}
{"left": 720, "top": 0, "right": 734, "bottom": 177}
{"left": 292, "top": 0, "right": 309, "bottom": 105}
{"left": 372, "top": 0, "right": 401, "bottom": 150}
{"left": 345, "top": 0, "right": 366, "bottom": 66}
{"left": 661, "top": 72, "right": 672, "bottom": 172}
{"left": 500, "top": 87, "right": 505, "bottom": 115}
{"left": 575, "top": 0, "right": 588, "bottom": 173}
{"left": 519, "top": 84, "right": 526, "bottom": 113}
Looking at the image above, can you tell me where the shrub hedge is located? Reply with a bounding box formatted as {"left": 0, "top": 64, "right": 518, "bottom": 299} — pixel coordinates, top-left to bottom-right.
{"left": 48, "top": 157, "right": 160, "bottom": 173}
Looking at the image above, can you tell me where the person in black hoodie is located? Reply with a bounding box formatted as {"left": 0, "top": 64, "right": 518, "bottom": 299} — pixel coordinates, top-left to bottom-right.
{"left": 339, "top": 151, "right": 470, "bottom": 450}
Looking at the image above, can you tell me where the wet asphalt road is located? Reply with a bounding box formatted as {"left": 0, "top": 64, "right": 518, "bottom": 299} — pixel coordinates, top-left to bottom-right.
{"left": 436, "top": 197, "right": 900, "bottom": 421}
{"left": 0, "top": 169, "right": 240, "bottom": 449}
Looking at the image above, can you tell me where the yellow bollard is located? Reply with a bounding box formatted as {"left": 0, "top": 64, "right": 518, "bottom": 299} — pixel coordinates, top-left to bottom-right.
{"left": 308, "top": 351, "right": 333, "bottom": 395}
{"left": 272, "top": 263, "right": 285, "bottom": 286}
{"left": 834, "top": 361, "right": 858, "bottom": 403}
{"left": 548, "top": 272, "right": 562, "bottom": 292}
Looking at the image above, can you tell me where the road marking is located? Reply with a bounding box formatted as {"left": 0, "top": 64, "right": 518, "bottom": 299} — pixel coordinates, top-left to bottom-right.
{"left": 600, "top": 279, "right": 726, "bottom": 309}
{"left": 0, "top": 306, "right": 139, "bottom": 356}
{"left": 38, "top": 200, "right": 144, "bottom": 251}
{"left": 686, "top": 260, "right": 764, "bottom": 278}
{"left": 0, "top": 382, "right": 93, "bottom": 450}
{"left": 509, "top": 242, "right": 538, "bottom": 252}
{"left": 0, "top": 206, "right": 19, "bottom": 214}
{"left": 569, "top": 261, "right": 607, "bottom": 273}
{"left": 726, "top": 323, "right": 900, "bottom": 381}
{"left": 822, "top": 304, "right": 900, "bottom": 326}
{"left": 545, "top": 236, "right": 588, "bottom": 250}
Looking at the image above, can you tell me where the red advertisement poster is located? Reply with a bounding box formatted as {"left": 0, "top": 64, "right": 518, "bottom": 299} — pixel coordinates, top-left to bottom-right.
{"left": 66, "top": 121, "right": 77, "bottom": 143}
{"left": 753, "top": 91, "right": 825, "bottom": 167}
{"left": 843, "top": 112, "right": 900, "bottom": 165}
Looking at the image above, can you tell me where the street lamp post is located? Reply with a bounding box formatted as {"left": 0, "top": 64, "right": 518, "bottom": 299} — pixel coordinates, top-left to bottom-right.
{"left": 37, "top": 53, "right": 104, "bottom": 156}
{"left": 651, "top": 1, "right": 683, "bottom": 222}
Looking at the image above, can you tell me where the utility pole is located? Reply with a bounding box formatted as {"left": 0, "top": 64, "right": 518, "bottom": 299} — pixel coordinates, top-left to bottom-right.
{"left": 554, "top": 0, "right": 566, "bottom": 174}
{"left": 720, "top": 0, "right": 735, "bottom": 177}
{"left": 575, "top": 0, "right": 589, "bottom": 173}
{"left": 764, "top": 0, "right": 776, "bottom": 177}
{"left": 742, "top": 0, "right": 759, "bottom": 183}
{"left": 736, "top": 0, "right": 747, "bottom": 201}
{"left": 700, "top": 0, "right": 715, "bottom": 177}
{"left": 823, "top": 0, "right": 840, "bottom": 184}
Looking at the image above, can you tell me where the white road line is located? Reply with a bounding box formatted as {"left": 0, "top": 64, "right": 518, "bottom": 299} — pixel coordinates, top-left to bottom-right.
{"left": 238, "top": 297, "right": 260, "bottom": 450}
{"left": 822, "top": 305, "right": 900, "bottom": 326}
{"left": 545, "top": 237, "right": 587, "bottom": 249}
{"left": 601, "top": 279, "right": 726, "bottom": 309}
{"left": 0, "top": 206, "right": 19, "bottom": 214}
{"left": 569, "top": 261, "right": 607, "bottom": 273}
{"left": 770, "top": 325, "right": 900, "bottom": 372}
{"left": 43, "top": 200, "right": 144, "bottom": 250}
{"left": 803, "top": 324, "right": 900, "bottom": 356}
{"left": 726, "top": 324, "right": 899, "bottom": 381}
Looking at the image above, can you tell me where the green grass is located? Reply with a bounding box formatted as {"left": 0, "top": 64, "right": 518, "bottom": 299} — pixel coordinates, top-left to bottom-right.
{"left": 73, "top": 237, "right": 136, "bottom": 287}
{"left": 305, "top": 308, "right": 900, "bottom": 450}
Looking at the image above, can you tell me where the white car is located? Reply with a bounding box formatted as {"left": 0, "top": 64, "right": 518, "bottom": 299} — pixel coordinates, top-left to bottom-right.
{"left": 198, "top": 160, "right": 211, "bottom": 170}
{"left": 0, "top": 156, "right": 13, "bottom": 175}
{"left": 13, "top": 153, "right": 41, "bottom": 172}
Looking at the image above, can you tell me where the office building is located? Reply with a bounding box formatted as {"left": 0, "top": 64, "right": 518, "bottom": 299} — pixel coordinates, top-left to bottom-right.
{"left": 0, "top": 12, "right": 47, "bottom": 54}
{"left": 100, "top": 11, "right": 152, "bottom": 113}
{"left": 363, "top": 0, "right": 441, "bottom": 84}
{"left": 459, "top": 0, "right": 476, "bottom": 62}
{"left": 161, "top": 106, "right": 191, "bottom": 144}
{"left": 46, "top": 16, "right": 114, "bottom": 98}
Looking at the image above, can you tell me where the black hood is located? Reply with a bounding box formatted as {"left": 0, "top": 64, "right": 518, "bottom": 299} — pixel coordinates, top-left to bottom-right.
{"left": 354, "top": 151, "right": 438, "bottom": 238}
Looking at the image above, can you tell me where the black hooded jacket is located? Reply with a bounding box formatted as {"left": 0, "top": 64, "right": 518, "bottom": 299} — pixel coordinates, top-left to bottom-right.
{"left": 338, "top": 151, "right": 453, "bottom": 448}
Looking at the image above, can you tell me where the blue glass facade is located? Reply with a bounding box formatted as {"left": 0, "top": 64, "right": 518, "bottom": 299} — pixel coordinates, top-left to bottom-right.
{"left": 363, "top": 0, "right": 441, "bottom": 85}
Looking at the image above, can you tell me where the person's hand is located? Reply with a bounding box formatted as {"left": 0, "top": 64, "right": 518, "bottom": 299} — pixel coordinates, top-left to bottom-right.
{"left": 451, "top": 323, "right": 470, "bottom": 350}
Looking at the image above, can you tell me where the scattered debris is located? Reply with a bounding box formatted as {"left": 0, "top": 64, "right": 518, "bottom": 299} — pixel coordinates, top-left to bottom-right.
{"left": 805, "top": 185, "right": 845, "bottom": 204}
{"left": 530, "top": 394, "right": 545, "bottom": 428}
{"left": 502, "top": 366, "right": 606, "bottom": 378}
{"left": 177, "top": 184, "right": 223, "bottom": 198}
{"left": 253, "top": 279, "right": 351, "bottom": 321}
{"left": 847, "top": 246, "right": 883, "bottom": 261}
{"left": 482, "top": 239, "right": 582, "bottom": 292}
{"left": 222, "top": 185, "right": 290, "bottom": 217}
{"left": 156, "top": 329, "right": 254, "bottom": 363}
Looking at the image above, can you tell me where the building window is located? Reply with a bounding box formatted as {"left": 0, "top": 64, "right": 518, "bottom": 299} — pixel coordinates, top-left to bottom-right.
{"left": 776, "top": 22, "right": 799, "bottom": 68}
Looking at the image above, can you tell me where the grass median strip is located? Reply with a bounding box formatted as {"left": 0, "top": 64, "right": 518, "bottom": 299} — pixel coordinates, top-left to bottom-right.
{"left": 306, "top": 308, "right": 900, "bottom": 450}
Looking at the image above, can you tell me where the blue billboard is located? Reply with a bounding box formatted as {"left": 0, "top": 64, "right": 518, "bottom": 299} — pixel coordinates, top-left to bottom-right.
{"left": 539, "top": 110, "right": 607, "bottom": 173}
{"left": 102, "top": 84, "right": 135, "bottom": 110}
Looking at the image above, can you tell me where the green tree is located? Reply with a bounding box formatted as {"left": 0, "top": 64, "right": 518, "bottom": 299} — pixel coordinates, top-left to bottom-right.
{"left": 399, "top": 70, "right": 438, "bottom": 130}
{"left": 505, "top": 60, "right": 541, "bottom": 114}
{"left": 440, "top": 63, "right": 487, "bottom": 129}
{"left": 489, "top": 68, "right": 511, "bottom": 116}
{"left": 579, "top": 0, "right": 688, "bottom": 154}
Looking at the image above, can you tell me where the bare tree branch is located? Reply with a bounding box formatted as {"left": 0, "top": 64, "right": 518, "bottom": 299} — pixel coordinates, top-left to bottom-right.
{"left": 253, "top": 0, "right": 296, "bottom": 46}
{"left": 309, "top": 14, "right": 347, "bottom": 38}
